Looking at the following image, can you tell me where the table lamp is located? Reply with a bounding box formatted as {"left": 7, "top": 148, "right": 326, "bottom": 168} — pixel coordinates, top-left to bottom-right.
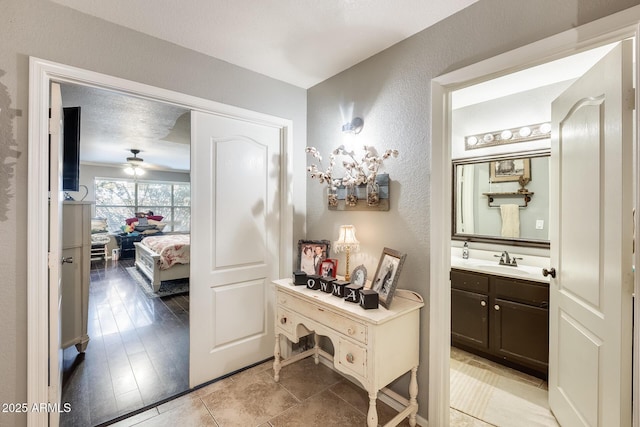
{"left": 334, "top": 225, "right": 360, "bottom": 281}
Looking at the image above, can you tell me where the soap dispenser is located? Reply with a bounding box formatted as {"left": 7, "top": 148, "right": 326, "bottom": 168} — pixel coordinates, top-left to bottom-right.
{"left": 462, "top": 242, "right": 469, "bottom": 259}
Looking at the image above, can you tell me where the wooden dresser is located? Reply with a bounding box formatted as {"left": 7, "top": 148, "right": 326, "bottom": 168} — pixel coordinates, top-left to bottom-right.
{"left": 272, "top": 278, "right": 424, "bottom": 427}
{"left": 61, "top": 201, "right": 91, "bottom": 352}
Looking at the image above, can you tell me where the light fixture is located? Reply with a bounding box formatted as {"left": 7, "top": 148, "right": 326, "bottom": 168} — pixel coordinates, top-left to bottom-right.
{"left": 464, "top": 122, "right": 551, "bottom": 150}
{"left": 334, "top": 225, "right": 360, "bottom": 281}
{"left": 124, "top": 149, "right": 145, "bottom": 176}
{"left": 342, "top": 117, "right": 364, "bottom": 134}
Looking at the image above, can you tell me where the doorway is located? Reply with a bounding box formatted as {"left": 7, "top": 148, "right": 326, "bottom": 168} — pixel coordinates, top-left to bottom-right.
{"left": 27, "top": 58, "right": 294, "bottom": 426}
{"left": 429, "top": 10, "right": 640, "bottom": 427}
{"left": 56, "top": 82, "right": 193, "bottom": 425}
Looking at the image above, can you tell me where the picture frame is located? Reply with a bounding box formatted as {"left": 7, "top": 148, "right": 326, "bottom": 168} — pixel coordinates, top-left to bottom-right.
{"left": 297, "top": 239, "right": 331, "bottom": 275}
{"left": 489, "top": 158, "right": 531, "bottom": 183}
{"left": 320, "top": 258, "right": 338, "bottom": 278}
{"left": 371, "top": 248, "right": 407, "bottom": 308}
{"left": 351, "top": 264, "right": 368, "bottom": 288}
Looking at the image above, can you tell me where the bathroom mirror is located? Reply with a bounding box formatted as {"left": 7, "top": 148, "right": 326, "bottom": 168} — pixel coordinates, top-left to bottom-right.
{"left": 452, "top": 152, "right": 550, "bottom": 248}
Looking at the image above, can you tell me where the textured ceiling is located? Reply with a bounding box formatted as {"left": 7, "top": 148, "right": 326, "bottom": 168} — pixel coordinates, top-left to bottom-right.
{"left": 49, "top": 0, "right": 479, "bottom": 89}
{"left": 60, "top": 84, "right": 191, "bottom": 172}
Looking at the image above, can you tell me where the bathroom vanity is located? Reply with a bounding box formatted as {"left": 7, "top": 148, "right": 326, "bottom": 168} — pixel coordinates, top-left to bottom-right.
{"left": 451, "top": 264, "right": 549, "bottom": 379}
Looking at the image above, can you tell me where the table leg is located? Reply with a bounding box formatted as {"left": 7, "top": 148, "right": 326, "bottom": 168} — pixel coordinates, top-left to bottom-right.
{"left": 313, "top": 332, "right": 320, "bottom": 365}
{"left": 273, "top": 333, "right": 281, "bottom": 382}
{"left": 409, "top": 366, "right": 418, "bottom": 427}
{"left": 367, "top": 391, "right": 378, "bottom": 427}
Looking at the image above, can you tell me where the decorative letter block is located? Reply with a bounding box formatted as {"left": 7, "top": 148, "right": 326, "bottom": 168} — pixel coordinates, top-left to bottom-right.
{"left": 319, "top": 277, "right": 336, "bottom": 293}
{"left": 359, "top": 289, "right": 379, "bottom": 309}
{"left": 344, "top": 284, "right": 363, "bottom": 303}
{"left": 306, "top": 275, "right": 322, "bottom": 290}
{"left": 332, "top": 280, "right": 350, "bottom": 297}
{"left": 293, "top": 270, "right": 308, "bottom": 286}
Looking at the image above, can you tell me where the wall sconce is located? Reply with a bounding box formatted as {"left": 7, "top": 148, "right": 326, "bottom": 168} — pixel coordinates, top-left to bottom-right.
{"left": 465, "top": 122, "right": 551, "bottom": 150}
{"left": 342, "top": 117, "right": 364, "bottom": 134}
{"left": 334, "top": 225, "right": 360, "bottom": 281}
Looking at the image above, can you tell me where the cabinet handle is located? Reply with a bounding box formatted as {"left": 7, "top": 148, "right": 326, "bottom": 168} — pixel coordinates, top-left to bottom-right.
{"left": 62, "top": 257, "right": 74, "bottom": 264}
{"left": 494, "top": 304, "right": 500, "bottom": 311}
{"left": 542, "top": 267, "right": 557, "bottom": 278}
{"left": 347, "top": 328, "right": 355, "bottom": 335}
{"left": 280, "top": 316, "right": 287, "bottom": 324}
{"left": 480, "top": 301, "right": 486, "bottom": 307}
{"left": 345, "top": 353, "right": 354, "bottom": 364}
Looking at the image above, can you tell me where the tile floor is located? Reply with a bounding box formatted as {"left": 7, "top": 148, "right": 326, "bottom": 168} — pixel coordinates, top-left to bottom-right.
{"left": 108, "top": 358, "right": 419, "bottom": 427}
{"left": 449, "top": 347, "right": 559, "bottom": 426}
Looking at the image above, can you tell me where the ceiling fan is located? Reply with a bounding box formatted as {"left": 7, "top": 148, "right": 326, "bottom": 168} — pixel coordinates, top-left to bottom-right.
{"left": 124, "top": 149, "right": 145, "bottom": 176}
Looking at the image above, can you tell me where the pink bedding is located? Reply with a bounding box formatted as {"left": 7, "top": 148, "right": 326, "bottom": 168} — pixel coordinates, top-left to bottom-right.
{"left": 141, "top": 234, "right": 190, "bottom": 270}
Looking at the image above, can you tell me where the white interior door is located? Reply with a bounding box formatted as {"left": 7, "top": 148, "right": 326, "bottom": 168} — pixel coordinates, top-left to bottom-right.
{"left": 549, "top": 40, "right": 633, "bottom": 426}
{"left": 189, "top": 110, "right": 281, "bottom": 387}
{"left": 48, "top": 82, "right": 64, "bottom": 427}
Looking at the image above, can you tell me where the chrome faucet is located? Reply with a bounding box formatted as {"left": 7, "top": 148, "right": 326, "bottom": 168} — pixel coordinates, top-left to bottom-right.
{"left": 494, "top": 250, "right": 522, "bottom": 267}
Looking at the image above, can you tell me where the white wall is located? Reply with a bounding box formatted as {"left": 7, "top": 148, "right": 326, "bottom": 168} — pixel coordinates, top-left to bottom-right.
{"left": 306, "top": 0, "right": 639, "bottom": 419}
{"left": 0, "top": 1, "right": 306, "bottom": 424}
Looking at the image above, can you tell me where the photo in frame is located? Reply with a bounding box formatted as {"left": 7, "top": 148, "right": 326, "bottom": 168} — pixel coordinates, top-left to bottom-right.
{"left": 489, "top": 158, "right": 531, "bottom": 183}
{"left": 297, "top": 239, "right": 330, "bottom": 275}
{"left": 351, "top": 264, "right": 368, "bottom": 287}
{"left": 320, "top": 258, "right": 338, "bottom": 278}
{"left": 371, "top": 248, "right": 407, "bottom": 308}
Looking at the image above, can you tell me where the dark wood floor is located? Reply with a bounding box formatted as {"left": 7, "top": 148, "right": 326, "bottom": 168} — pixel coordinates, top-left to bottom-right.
{"left": 60, "top": 258, "right": 190, "bottom": 427}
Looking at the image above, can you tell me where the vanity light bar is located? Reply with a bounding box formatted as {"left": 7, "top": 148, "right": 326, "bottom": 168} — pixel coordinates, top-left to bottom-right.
{"left": 465, "top": 122, "right": 551, "bottom": 151}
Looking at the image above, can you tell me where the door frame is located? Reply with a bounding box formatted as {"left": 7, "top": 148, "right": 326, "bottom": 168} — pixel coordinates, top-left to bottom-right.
{"left": 26, "top": 57, "right": 294, "bottom": 426}
{"left": 429, "top": 7, "right": 640, "bottom": 427}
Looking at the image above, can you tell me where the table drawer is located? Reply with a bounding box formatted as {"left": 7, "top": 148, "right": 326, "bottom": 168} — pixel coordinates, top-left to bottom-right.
{"left": 276, "top": 306, "right": 295, "bottom": 335}
{"left": 278, "top": 292, "right": 367, "bottom": 344}
{"left": 337, "top": 339, "right": 367, "bottom": 379}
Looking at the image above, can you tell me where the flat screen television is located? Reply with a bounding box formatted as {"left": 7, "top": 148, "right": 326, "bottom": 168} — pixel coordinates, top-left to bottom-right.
{"left": 62, "top": 106, "right": 81, "bottom": 191}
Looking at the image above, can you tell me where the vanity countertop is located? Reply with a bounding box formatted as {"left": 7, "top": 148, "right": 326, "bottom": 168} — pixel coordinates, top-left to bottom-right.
{"left": 451, "top": 255, "right": 550, "bottom": 283}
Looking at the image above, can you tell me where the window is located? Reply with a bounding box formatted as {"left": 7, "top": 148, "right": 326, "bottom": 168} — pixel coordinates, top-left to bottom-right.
{"left": 95, "top": 178, "right": 190, "bottom": 233}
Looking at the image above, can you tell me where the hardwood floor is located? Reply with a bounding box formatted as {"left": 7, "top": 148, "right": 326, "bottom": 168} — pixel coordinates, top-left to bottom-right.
{"left": 60, "top": 258, "right": 190, "bottom": 427}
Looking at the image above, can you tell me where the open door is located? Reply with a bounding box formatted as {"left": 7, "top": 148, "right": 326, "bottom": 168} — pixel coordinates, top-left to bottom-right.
{"left": 189, "top": 111, "right": 281, "bottom": 386}
{"left": 48, "top": 82, "right": 64, "bottom": 427}
{"left": 549, "top": 40, "right": 633, "bottom": 426}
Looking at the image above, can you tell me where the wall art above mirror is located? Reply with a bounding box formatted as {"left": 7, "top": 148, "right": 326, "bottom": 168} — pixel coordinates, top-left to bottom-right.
{"left": 452, "top": 151, "right": 550, "bottom": 248}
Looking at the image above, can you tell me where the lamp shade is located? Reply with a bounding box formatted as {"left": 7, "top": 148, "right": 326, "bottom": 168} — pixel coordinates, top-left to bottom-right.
{"left": 334, "top": 225, "right": 360, "bottom": 252}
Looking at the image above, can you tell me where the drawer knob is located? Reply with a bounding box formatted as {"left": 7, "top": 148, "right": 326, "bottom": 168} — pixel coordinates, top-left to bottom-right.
{"left": 347, "top": 328, "right": 355, "bottom": 335}
{"left": 494, "top": 304, "right": 500, "bottom": 311}
{"left": 280, "top": 316, "right": 287, "bottom": 324}
{"left": 480, "top": 301, "right": 486, "bottom": 307}
{"left": 345, "top": 353, "right": 354, "bottom": 364}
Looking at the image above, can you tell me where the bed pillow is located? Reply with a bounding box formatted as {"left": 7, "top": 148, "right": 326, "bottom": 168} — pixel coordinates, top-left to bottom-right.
{"left": 147, "top": 219, "right": 167, "bottom": 231}
{"left": 91, "top": 218, "right": 108, "bottom": 234}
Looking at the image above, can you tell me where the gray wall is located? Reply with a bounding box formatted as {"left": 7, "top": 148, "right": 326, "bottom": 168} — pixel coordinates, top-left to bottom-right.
{"left": 306, "top": 0, "right": 639, "bottom": 419}
{"left": 0, "top": 0, "right": 306, "bottom": 425}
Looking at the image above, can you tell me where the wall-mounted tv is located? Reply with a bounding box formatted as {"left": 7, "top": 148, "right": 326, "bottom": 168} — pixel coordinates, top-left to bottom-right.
{"left": 62, "top": 106, "right": 81, "bottom": 192}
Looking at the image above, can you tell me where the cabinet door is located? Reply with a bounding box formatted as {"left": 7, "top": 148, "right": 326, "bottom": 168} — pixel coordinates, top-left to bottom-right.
{"left": 451, "top": 288, "right": 489, "bottom": 350}
{"left": 492, "top": 297, "right": 549, "bottom": 373}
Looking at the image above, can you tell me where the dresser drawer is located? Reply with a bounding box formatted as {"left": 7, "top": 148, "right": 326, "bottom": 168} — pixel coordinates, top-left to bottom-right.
{"left": 337, "top": 339, "right": 367, "bottom": 379}
{"left": 278, "top": 292, "right": 367, "bottom": 344}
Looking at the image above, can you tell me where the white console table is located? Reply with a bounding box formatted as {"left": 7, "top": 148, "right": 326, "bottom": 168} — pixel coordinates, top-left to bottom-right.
{"left": 272, "top": 278, "right": 424, "bottom": 427}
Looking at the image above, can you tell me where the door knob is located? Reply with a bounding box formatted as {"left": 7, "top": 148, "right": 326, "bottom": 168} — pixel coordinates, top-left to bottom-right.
{"left": 62, "top": 257, "right": 74, "bottom": 264}
{"left": 542, "top": 267, "right": 556, "bottom": 278}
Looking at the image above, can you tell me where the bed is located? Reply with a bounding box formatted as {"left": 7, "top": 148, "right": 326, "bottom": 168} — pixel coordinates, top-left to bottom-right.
{"left": 133, "top": 234, "right": 190, "bottom": 292}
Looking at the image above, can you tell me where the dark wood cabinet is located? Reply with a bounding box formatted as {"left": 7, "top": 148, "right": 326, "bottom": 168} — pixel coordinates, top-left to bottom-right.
{"left": 451, "top": 268, "right": 549, "bottom": 378}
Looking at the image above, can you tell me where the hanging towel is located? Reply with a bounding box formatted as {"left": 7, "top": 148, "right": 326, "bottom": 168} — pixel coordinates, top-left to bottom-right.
{"left": 500, "top": 204, "right": 520, "bottom": 238}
